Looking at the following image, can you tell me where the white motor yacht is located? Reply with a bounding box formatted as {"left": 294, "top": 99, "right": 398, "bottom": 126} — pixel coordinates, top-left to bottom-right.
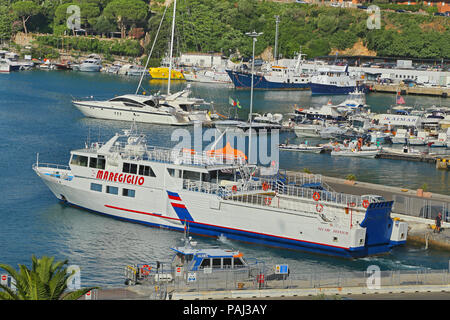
{"left": 294, "top": 122, "right": 325, "bottom": 138}
{"left": 72, "top": 94, "right": 190, "bottom": 125}
{"left": 73, "top": 54, "right": 102, "bottom": 72}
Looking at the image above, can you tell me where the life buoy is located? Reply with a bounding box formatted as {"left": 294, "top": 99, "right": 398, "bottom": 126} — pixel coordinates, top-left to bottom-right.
{"left": 262, "top": 181, "right": 269, "bottom": 191}
{"left": 232, "top": 185, "right": 238, "bottom": 193}
{"left": 362, "top": 200, "right": 370, "bottom": 208}
{"left": 316, "top": 203, "right": 323, "bottom": 213}
{"left": 313, "top": 192, "right": 320, "bottom": 201}
{"left": 140, "top": 265, "right": 151, "bottom": 276}
{"left": 349, "top": 202, "right": 356, "bottom": 207}
{"left": 264, "top": 197, "right": 272, "bottom": 206}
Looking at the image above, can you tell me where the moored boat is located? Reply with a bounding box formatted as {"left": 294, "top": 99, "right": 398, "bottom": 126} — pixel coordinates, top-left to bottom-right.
{"left": 33, "top": 127, "right": 408, "bottom": 258}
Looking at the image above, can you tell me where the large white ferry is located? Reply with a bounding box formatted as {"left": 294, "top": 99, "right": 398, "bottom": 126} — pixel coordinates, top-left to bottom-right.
{"left": 33, "top": 128, "right": 407, "bottom": 258}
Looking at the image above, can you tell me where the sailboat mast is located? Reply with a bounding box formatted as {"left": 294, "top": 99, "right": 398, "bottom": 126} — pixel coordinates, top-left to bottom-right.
{"left": 167, "top": 0, "right": 177, "bottom": 95}
{"left": 135, "top": 5, "right": 168, "bottom": 95}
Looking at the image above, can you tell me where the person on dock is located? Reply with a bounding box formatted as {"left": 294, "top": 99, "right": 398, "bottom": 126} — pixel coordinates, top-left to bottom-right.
{"left": 434, "top": 212, "right": 442, "bottom": 233}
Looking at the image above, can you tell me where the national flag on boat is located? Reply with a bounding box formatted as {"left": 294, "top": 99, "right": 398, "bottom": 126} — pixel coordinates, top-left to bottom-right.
{"left": 396, "top": 94, "right": 405, "bottom": 105}
{"left": 229, "top": 97, "right": 241, "bottom": 109}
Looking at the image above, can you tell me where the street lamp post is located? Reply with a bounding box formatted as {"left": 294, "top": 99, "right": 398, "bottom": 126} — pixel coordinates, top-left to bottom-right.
{"left": 245, "top": 31, "right": 263, "bottom": 164}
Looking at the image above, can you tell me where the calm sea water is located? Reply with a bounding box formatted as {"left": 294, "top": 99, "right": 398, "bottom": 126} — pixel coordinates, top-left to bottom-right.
{"left": 0, "top": 70, "right": 449, "bottom": 287}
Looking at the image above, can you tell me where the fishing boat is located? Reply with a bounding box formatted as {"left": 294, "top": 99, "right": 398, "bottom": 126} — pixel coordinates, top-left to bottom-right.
{"left": 33, "top": 125, "right": 408, "bottom": 258}
{"left": 310, "top": 66, "right": 368, "bottom": 95}
{"left": 279, "top": 143, "right": 323, "bottom": 153}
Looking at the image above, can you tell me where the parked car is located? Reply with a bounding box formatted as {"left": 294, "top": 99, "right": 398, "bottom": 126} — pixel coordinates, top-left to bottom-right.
{"left": 396, "top": 9, "right": 406, "bottom": 13}
{"left": 295, "top": 0, "right": 308, "bottom": 3}
{"left": 434, "top": 12, "right": 445, "bottom": 16}
{"left": 357, "top": 5, "right": 368, "bottom": 10}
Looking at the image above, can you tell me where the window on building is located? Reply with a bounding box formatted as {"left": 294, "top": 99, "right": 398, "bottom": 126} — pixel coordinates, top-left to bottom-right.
{"left": 90, "top": 183, "right": 102, "bottom": 192}
{"left": 106, "top": 186, "right": 118, "bottom": 195}
{"left": 122, "top": 188, "right": 135, "bottom": 197}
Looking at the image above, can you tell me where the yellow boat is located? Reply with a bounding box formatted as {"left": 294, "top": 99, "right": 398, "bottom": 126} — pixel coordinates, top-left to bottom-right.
{"left": 148, "top": 67, "right": 185, "bottom": 80}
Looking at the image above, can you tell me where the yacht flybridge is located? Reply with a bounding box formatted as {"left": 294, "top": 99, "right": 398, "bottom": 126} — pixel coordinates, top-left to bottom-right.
{"left": 33, "top": 126, "right": 408, "bottom": 258}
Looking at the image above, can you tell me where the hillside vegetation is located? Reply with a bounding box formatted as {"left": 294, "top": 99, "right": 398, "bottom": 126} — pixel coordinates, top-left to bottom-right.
{"left": 1, "top": 0, "right": 449, "bottom": 60}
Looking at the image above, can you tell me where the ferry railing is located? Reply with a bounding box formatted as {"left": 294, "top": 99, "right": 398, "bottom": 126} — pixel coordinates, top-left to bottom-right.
{"left": 166, "top": 268, "right": 450, "bottom": 296}
{"left": 32, "top": 162, "right": 71, "bottom": 171}
{"left": 182, "top": 177, "right": 365, "bottom": 210}
{"left": 93, "top": 141, "right": 247, "bottom": 167}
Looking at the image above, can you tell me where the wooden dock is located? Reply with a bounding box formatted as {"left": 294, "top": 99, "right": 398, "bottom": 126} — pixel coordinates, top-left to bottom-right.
{"left": 369, "top": 83, "right": 449, "bottom": 97}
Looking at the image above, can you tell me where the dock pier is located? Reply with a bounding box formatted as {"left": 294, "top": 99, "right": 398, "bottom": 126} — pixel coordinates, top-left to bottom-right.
{"left": 369, "top": 83, "right": 449, "bottom": 97}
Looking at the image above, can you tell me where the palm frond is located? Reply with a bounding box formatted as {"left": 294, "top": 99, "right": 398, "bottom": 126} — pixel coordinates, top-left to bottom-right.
{"left": 62, "top": 287, "right": 99, "bottom": 300}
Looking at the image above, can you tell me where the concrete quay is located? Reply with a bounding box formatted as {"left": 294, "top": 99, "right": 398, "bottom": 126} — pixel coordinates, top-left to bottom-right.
{"left": 286, "top": 171, "right": 450, "bottom": 250}
{"left": 369, "top": 83, "right": 449, "bottom": 97}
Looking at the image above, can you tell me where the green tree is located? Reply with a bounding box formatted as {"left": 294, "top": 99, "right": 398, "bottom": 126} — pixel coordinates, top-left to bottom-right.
{"left": 11, "top": 0, "right": 40, "bottom": 34}
{"left": 0, "top": 255, "right": 97, "bottom": 300}
{"left": 0, "top": 5, "right": 13, "bottom": 39}
{"left": 103, "top": 0, "right": 148, "bottom": 38}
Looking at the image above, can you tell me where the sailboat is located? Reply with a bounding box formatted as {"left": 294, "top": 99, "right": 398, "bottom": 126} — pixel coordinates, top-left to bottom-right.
{"left": 72, "top": 1, "right": 210, "bottom": 125}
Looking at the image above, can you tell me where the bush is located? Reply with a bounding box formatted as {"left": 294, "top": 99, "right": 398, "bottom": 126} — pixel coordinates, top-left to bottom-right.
{"left": 36, "top": 35, "right": 142, "bottom": 57}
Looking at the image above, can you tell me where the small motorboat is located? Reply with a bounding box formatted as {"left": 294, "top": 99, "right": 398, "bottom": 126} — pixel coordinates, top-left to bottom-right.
{"left": 331, "top": 147, "right": 380, "bottom": 158}
{"left": 279, "top": 143, "right": 324, "bottom": 153}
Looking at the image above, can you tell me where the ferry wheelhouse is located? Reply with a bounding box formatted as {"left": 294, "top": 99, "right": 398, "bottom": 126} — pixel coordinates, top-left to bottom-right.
{"left": 33, "top": 128, "right": 407, "bottom": 258}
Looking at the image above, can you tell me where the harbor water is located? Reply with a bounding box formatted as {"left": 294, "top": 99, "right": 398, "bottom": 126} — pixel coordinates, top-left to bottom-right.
{"left": 0, "top": 70, "right": 449, "bottom": 287}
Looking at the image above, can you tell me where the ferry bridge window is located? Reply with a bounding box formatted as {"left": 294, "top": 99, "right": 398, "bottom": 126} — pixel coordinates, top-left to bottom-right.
{"left": 233, "top": 258, "right": 244, "bottom": 267}
{"left": 70, "top": 154, "right": 88, "bottom": 167}
{"left": 200, "top": 258, "right": 211, "bottom": 268}
{"left": 122, "top": 188, "right": 135, "bottom": 198}
{"left": 223, "top": 258, "right": 232, "bottom": 269}
{"left": 106, "top": 186, "right": 118, "bottom": 195}
{"left": 123, "top": 162, "right": 138, "bottom": 174}
{"left": 139, "top": 165, "right": 155, "bottom": 177}
{"left": 90, "top": 183, "right": 102, "bottom": 192}
{"left": 212, "top": 258, "right": 221, "bottom": 269}
{"left": 97, "top": 157, "right": 106, "bottom": 169}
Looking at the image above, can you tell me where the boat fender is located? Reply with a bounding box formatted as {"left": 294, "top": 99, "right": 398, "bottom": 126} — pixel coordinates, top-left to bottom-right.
{"left": 362, "top": 200, "right": 370, "bottom": 208}
{"left": 316, "top": 203, "right": 323, "bottom": 213}
{"left": 313, "top": 192, "right": 321, "bottom": 201}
